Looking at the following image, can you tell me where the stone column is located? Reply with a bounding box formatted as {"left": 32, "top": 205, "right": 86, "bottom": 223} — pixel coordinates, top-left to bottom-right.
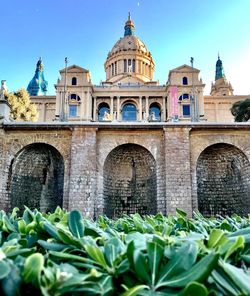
{"left": 164, "top": 127, "right": 192, "bottom": 216}
{"left": 68, "top": 127, "right": 97, "bottom": 217}
{"left": 162, "top": 96, "right": 166, "bottom": 122}
{"left": 145, "top": 96, "right": 149, "bottom": 121}
{"left": 139, "top": 96, "right": 142, "bottom": 121}
{"left": 93, "top": 96, "right": 97, "bottom": 121}
{"left": 110, "top": 96, "right": 114, "bottom": 120}
{"left": 117, "top": 96, "right": 120, "bottom": 121}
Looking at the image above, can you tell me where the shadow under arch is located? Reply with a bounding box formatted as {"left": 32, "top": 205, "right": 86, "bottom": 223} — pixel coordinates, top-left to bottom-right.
{"left": 8, "top": 142, "right": 64, "bottom": 213}
{"left": 196, "top": 143, "right": 250, "bottom": 217}
{"left": 103, "top": 143, "right": 157, "bottom": 218}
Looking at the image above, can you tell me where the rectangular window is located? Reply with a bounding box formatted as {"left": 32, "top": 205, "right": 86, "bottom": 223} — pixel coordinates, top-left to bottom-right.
{"left": 183, "top": 105, "right": 190, "bottom": 117}
{"left": 69, "top": 105, "right": 77, "bottom": 117}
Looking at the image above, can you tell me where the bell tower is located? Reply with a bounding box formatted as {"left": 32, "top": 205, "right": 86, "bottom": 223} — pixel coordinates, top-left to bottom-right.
{"left": 210, "top": 55, "right": 234, "bottom": 96}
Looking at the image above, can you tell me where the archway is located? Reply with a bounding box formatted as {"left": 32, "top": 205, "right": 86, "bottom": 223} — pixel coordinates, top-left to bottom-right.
{"left": 9, "top": 143, "right": 64, "bottom": 213}
{"left": 103, "top": 144, "right": 157, "bottom": 218}
{"left": 197, "top": 143, "right": 250, "bottom": 216}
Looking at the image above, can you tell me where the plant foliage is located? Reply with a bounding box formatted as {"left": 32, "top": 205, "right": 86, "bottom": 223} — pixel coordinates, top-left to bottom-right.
{"left": 0, "top": 207, "right": 250, "bottom": 295}
{"left": 5, "top": 88, "right": 38, "bottom": 122}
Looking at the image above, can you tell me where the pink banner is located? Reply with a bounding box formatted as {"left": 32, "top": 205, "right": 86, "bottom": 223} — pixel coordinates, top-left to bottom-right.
{"left": 169, "top": 86, "right": 178, "bottom": 117}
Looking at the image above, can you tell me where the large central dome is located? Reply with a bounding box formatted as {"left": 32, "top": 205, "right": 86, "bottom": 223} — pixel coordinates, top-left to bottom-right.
{"left": 104, "top": 14, "right": 155, "bottom": 84}
{"left": 108, "top": 35, "right": 149, "bottom": 58}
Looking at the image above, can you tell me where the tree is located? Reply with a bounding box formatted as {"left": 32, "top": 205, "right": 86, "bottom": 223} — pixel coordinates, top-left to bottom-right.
{"left": 5, "top": 88, "right": 39, "bottom": 122}
{"left": 231, "top": 98, "right": 250, "bottom": 122}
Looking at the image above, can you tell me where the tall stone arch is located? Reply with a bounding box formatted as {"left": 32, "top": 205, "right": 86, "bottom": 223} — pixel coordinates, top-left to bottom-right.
{"left": 103, "top": 143, "right": 157, "bottom": 218}
{"left": 196, "top": 143, "right": 250, "bottom": 216}
{"left": 8, "top": 143, "right": 64, "bottom": 213}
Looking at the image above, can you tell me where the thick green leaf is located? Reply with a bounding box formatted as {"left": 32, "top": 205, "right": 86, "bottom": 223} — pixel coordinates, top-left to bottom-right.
{"left": 224, "top": 235, "right": 244, "bottom": 261}
{"left": 38, "top": 239, "right": 68, "bottom": 251}
{"left": 43, "top": 222, "right": 61, "bottom": 241}
{"left": 84, "top": 244, "right": 109, "bottom": 270}
{"left": 23, "top": 253, "right": 44, "bottom": 287}
{"left": 104, "top": 237, "right": 124, "bottom": 268}
{"left": 146, "top": 241, "right": 164, "bottom": 286}
{"left": 0, "top": 260, "right": 11, "bottom": 279}
{"left": 49, "top": 250, "right": 94, "bottom": 264}
{"left": 133, "top": 249, "right": 151, "bottom": 283}
{"left": 181, "top": 281, "right": 208, "bottom": 296}
{"left": 1, "top": 263, "right": 22, "bottom": 296}
{"left": 220, "top": 260, "right": 250, "bottom": 295}
{"left": 157, "top": 252, "right": 219, "bottom": 288}
{"left": 211, "top": 268, "right": 240, "bottom": 296}
{"left": 121, "top": 285, "right": 149, "bottom": 296}
{"left": 68, "top": 210, "right": 85, "bottom": 239}
{"left": 208, "top": 229, "right": 227, "bottom": 249}
{"left": 157, "top": 242, "right": 198, "bottom": 286}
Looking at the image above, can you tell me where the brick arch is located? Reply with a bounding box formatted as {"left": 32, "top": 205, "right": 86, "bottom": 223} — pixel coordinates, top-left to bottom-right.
{"left": 8, "top": 142, "right": 64, "bottom": 213}
{"left": 196, "top": 143, "right": 250, "bottom": 216}
{"left": 103, "top": 143, "right": 157, "bottom": 218}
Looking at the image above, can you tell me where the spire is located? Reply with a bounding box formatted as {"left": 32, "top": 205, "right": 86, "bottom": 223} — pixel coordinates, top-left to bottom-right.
{"left": 124, "top": 12, "right": 135, "bottom": 36}
{"left": 27, "top": 58, "right": 48, "bottom": 96}
{"left": 215, "top": 55, "right": 225, "bottom": 80}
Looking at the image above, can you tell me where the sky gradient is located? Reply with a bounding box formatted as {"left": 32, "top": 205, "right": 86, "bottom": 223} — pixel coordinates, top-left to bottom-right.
{"left": 1, "top": 0, "right": 250, "bottom": 95}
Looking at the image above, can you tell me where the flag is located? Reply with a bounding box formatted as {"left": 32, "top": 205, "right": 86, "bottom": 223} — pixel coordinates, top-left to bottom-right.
{"left": 169, "top": 86, "right": 178, "bottom": 118}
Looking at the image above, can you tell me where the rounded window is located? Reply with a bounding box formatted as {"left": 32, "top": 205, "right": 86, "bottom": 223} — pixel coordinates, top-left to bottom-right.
{"left": 122, "top": 103, "right": 137, "bottom": 121}
{"left": 98, "top": 103, "right": 110, "bottom": 121}
{"left": 149, "top": 103, "right": 161, "bottom": 121}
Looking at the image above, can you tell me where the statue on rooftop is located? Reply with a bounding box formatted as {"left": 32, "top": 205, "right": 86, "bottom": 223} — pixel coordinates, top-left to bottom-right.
{"left": 27, "top": 58, "right": 48, "bottom": 96}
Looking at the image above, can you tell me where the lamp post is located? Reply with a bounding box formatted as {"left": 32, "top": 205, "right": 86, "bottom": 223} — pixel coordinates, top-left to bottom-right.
{"left": 190, "top": 57, "right": 199, "bottom": 122}
{"left": 60, "top": 57, "right": 68, "bottom": 121}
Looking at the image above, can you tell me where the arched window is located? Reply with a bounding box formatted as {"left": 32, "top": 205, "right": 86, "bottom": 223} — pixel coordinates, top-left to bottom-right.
{"left": 149, "top": 103, "right": 161, "bottom": 121}
{"left": 182, "top": 105, "right": 190, "bottom": 117}
{"left": 183, "top": 77, "right": 188, "bottom": 85}
{"left": 69, "top": 105, "right": 77, "bottom": 117}
{"left": 98, "top": 103, "right": 110, "bottom": 121}
{"left": 179, "top": 93, "right": 189, "bottom": 101}
{"left": 72, "top": 77, "right": 77, "bottom": 85}
{"left": 69, "top": 94, "right": 81, "bottom": 101}
{"left": 122, "top": 103, "right": 137, "bottom": 121}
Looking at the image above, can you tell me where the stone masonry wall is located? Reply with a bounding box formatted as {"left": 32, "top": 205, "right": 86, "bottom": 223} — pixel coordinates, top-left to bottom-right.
{"left": 68, "top": 127, "right": 97, "bottom": 217}
{"left": 164, "top": 127, "right": 192, "bottom": 215}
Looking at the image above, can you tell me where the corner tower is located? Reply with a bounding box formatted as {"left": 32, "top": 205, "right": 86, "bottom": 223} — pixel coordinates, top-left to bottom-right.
{"left": 104, "top": 14, "right": 155, "bottom": 84}
{"left": 210, "top": 55, "right": 233, "bottom": 96}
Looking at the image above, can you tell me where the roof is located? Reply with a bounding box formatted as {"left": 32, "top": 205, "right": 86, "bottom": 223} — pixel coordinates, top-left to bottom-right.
{"left": 169, "top": 64, "right": 200, "bottom": 73}
{"left": 59, "top": 65, "right": 89, "bottom": 73}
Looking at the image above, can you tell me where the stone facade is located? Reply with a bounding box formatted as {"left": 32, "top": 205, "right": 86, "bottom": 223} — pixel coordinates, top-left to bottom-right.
{"left": 1, "top": 122, "right": 250, "bottom": 218}
{"left": 27, "top": 15, "right": 249, "bottom": 125}
{"left": 1, "top": 16, "right": 250, "bottom": 218}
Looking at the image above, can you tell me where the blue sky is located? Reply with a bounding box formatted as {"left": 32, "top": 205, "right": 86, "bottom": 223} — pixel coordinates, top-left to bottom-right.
{"left": 1, "top": 0, "right": 250, "bottom": 95}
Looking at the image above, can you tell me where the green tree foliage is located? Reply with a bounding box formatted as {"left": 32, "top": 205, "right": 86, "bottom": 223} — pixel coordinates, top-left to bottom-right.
{"left": 5, "top": 88, "right": 38, "bottom": 122}
{"left": 231, "top": 98, "right": 250, "bottom": 122}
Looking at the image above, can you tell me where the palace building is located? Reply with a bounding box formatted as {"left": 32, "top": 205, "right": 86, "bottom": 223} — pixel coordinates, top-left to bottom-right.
{"left": 26, "top": 14, "right": 247, "bottom": 124}
{"left": 0, "top": 15, "right": 250, "bottom": 218}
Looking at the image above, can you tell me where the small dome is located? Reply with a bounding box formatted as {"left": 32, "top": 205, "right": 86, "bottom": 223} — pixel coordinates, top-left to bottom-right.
{"left": 107, "top": 35, "right": 150, "bottom": 58}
